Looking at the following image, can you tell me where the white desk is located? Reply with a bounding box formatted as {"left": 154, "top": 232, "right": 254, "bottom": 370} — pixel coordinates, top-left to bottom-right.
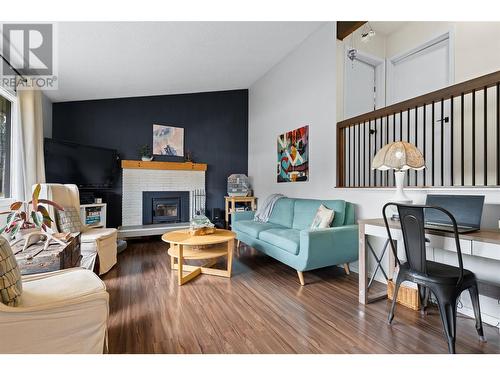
{"left": 358, "top": 218, "right": 500, "bottom": 305}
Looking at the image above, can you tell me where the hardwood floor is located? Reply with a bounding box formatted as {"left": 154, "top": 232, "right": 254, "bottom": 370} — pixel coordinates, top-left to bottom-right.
{"left": 103, "top": 239, "right": 500, "bottom": 354}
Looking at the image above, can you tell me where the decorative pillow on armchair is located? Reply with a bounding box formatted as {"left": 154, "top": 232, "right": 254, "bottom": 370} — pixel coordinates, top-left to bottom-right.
{"left": 0, "top": 236, "right": 23, "bottom": 306}
{"left": 310, "top": 204, "right": 335, "bottom": 230}
{"left": 56, "top": 207, "right": 85, "bottom": 233}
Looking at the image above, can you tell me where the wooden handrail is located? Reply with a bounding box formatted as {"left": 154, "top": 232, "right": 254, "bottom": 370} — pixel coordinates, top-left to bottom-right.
{"left": 338, "top": 70, "right": 500, "bottom": 128}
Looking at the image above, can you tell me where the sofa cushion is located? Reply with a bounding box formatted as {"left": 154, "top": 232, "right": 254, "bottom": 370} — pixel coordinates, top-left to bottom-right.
{"left": 267, "top": 198, "right": 295, "bottom": 227}
{"left": 310, "top": 204, "right": 335, "bottom": 229}
{"left": 259, "top": 228, "right": 301, "bottom": 255}
{"left": 292, "top": 199, "right": 346, "bottom": 230}
{"left": 0, "top": 236, "right": 22, "bottom": 306}
{"left": 56, "top": 206, "right": 85, "bottom": 234}
{"left": 20, "top": 269, "right": 106, "bottom": 308}
{"left": 232, "top": 220, "right": 284, "bottom": 238}
{"left": 80, "top": 227, "right": 117, "bottom": 243}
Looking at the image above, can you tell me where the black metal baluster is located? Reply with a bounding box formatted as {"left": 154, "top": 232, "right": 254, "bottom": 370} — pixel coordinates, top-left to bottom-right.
{"left": 423, "top": 104, "right": 427, "bottom": 186}
{"left": 392, "top": 114, "right": 396, "bottom": 186}
{"left": 379, "top": 117, "right": 383, "bottom": 185}
{"left": 472, "top": 89, "right": 476, "bottom": 186}
{"left": 347, "top": 126, "right": 350, "bottom": 187}
{"left": 357, "top": 123, "right": 360, "bottom": 187}
{"left": 363, "top": 121, "right": 366, "bottom": 187}
{"left": 374, "top": 119, "right": 377, "bottom": 187}
{"left": 407, "top": 109, "right": 411, "bottom": 184}
{"left": 414, "top": 106, "right": 418, "bottom": 185}
{"left": 351, "top": 125, "right": 355, "bottom": 187}
{"left": 450, "top": 96, "right": 454, "bottom": 186}
{"left": 353, "top": 124, "right": 356, "bottom": 187}
{"left": 461, "top": 94, "right": 465, "bottom": 186}
{"left": 441, "top": 99, "right": 444, "bottom": 186}
{"left": 386, "top": 114, "right": 389, "bottom": 186}
{"left": 432, "top": 101, "right": 435, "bottom": 186}
{"left": 368, "top": 121, "right": 371, "bottom": 187}
{"left": 407, "top": 109, "right": 410, "bottom": 142}
{"left": 484, "top": 87, "right": 488, "bottom": 186}
{"left": 399, "top": 110, "right": 403, "bottom": 140}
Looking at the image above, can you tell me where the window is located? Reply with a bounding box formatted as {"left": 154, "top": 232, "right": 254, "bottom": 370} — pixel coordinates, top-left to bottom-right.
{"left": 0, "top": 94, "right": 11, "bottom": 197}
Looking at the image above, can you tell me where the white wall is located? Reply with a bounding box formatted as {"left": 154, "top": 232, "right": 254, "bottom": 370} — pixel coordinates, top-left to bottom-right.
{"left": 249, "top": 21, "right": 500, "bottom": 326}
{"left": 249, "top": 22, "right": 336, "bottom": 198}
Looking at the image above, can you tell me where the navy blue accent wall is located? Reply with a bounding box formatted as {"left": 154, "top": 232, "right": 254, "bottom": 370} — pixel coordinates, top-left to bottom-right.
{"left": 51, "top": 89, "right": 248, "bottom": 227}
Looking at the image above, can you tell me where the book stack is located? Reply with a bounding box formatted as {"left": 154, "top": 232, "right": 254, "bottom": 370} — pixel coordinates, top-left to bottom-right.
{"left": 86, "top": 207, "right": 101, "bottom": 226}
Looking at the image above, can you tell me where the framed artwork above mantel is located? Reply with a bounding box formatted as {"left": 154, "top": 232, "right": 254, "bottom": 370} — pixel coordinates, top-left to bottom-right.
{"left": 153, "top": 124, "right": 184, "bottom": 157}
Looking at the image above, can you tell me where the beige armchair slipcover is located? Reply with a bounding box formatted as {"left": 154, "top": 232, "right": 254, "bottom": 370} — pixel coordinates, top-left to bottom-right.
{"left": 0, "top": 268, "right": 109, "bottom": 353}
{"left": 37, "top": 183, "right": 117, "bottom": 275}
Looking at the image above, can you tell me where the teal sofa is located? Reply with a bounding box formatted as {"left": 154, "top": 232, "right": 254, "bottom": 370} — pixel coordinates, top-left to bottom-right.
{"left": 232, "top": 198, "right": 358, "bottom": 285}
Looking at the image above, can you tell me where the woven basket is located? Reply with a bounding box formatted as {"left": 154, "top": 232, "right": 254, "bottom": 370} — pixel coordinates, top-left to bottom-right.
{"left": 387, "top": 279, "right": 420, "bottom": 311}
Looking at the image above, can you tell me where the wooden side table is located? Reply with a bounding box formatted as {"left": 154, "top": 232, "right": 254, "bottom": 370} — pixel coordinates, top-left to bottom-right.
{"left": 14, "top": 233, "right": 82, "bottom": 275}
{"left": 224, "top": 196, "right": 257, "bottom": 228}
{"left": 162, "top": 229, "right": 236, "bottom": 285}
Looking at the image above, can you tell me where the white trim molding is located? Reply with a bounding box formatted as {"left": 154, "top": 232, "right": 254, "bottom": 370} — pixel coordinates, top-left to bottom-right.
{"left": 0, "top": 85, "right": 18, "bottom": 200}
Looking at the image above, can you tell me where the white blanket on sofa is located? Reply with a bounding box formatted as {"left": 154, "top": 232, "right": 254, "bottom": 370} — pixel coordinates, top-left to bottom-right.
{"left": 254, "top": 194, "right": 285, "bottom": 222}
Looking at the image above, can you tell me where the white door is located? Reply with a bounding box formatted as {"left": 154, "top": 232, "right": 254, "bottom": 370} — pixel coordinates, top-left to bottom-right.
{"left": 388, "top": 36, "right": 451, "bottom": 104}
{"left": 387, "top": 33, "right": 452, "bottom": 186}
{"left": 344, "top": 58, "right": 376, "bottom": 119}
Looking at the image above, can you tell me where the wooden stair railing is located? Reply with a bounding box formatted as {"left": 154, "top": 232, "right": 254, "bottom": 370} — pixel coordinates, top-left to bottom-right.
{"left": 336, "top": 70, "right": 500, "bottom": 188}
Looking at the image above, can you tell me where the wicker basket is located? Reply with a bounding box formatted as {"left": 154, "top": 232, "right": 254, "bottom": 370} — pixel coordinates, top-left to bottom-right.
{"left": 387, "top": 279, "right": 420, "bottom": 311}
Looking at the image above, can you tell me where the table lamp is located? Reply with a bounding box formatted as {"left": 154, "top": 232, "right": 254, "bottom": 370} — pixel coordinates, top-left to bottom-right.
{"left": 372, "top": 141, "right": 425, "bottom": 210}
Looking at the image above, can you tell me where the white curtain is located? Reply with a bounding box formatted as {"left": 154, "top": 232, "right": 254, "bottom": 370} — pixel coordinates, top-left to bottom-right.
{"left": 11, "top": 89, "right": 46, "bottom": 200}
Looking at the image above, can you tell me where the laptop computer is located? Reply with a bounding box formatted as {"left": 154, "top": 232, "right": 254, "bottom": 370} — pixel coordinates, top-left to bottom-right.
{"left": 424, "top": 194, "right": 485, "bottom": 234}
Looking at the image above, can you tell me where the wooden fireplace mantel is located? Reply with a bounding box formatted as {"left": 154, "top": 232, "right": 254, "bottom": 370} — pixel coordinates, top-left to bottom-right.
{"left": 121, "top": 160, "right": 207, "bottom": 171}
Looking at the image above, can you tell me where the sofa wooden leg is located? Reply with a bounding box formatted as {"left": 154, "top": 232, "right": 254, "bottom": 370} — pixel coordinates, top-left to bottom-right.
{"left": 343, "top": 263, "right": 350, "bottom": 275}
{"left": 297, "top": 271, "right": 305, "bottom": 286}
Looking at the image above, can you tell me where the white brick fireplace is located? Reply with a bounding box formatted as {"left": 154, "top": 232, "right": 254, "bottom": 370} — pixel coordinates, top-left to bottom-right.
{"left": 121, "top": 161, "right": 206, "bottom": 226}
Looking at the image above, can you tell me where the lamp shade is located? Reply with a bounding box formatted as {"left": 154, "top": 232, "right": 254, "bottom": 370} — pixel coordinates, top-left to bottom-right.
{"left": 372, "top": 141, "right": 425, "bottom": 171}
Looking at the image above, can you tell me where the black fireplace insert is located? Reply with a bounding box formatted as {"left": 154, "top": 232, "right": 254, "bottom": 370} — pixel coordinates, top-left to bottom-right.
{"left": 142, "top": 191, "right": 190, "bottom": 225}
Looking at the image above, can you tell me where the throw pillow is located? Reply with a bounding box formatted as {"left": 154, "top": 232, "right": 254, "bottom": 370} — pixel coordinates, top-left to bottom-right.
{"left": 310, "top": 204, "right": 335, "bottom": 230}
{"left": 0, "top": 236, "right": 23, "bottom": 306}
{"left": 57, "top": 206, "right": 85, "bottom": 233}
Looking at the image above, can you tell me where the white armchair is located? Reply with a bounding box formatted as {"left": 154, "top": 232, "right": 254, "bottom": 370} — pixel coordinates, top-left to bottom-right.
{"left": 0, "top": 268, "right": 109, "bottom": 353}
{"left": 37, "top": 183, "right": 118, "bottom": 275}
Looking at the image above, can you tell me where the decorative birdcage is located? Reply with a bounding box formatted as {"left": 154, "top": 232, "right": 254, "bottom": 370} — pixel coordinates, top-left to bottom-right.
{"left": 227, "top": 174, "right": 250, "bottom": 197}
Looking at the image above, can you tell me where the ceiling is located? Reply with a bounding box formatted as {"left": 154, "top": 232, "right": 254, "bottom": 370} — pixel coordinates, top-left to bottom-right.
{"left": 369, "top": 21, "right": 407, "bottom": 36}
{"left": 47, "top": 22, "right": 323, "bottom": 102}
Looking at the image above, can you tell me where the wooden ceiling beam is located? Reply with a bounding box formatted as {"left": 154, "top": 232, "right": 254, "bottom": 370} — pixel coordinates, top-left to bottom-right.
{"left": 337, "top": 21, "right": 367, "bottom": 40}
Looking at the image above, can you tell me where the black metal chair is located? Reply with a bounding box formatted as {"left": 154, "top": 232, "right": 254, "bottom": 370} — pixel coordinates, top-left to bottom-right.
{"left": 382, "top": 202, "right": 486, "bottom": 354}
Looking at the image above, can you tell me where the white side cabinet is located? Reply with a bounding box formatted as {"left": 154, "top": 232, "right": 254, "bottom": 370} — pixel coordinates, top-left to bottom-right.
{"left": 80, "top": 203, "right": 107, "bottom": 229}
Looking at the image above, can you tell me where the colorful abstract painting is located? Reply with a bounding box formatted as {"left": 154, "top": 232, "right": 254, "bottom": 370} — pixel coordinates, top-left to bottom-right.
{"left": 153, "top": 124, "right": 184, "bottom": 156}
{"left": 277, "top": 125, "right": 309, "bottom": 183}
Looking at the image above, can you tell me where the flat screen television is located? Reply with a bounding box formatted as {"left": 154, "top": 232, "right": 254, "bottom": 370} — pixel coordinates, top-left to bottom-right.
{"left": 44, "top": 138, "right": 120, "bottom": 189}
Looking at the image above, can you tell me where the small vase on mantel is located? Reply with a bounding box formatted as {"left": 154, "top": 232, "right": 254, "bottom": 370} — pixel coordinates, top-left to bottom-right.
{"left": 139, "top": 145, "right": 153, "bottom": 161}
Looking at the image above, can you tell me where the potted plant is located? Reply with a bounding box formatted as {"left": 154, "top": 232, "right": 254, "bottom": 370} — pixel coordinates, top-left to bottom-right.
{"left": 139, "top": 144, "right": 153, "bottom": 161}
{"left": 0, "top": 184, "right": 65, "bottom": 250}
{"left": 184, "top": 150, "right": 193, "bottom": 162}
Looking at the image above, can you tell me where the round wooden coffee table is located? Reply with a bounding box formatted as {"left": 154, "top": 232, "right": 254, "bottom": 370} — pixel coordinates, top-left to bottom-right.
{"left": 161, "top": 229, "right": 236, "bottom": 285}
